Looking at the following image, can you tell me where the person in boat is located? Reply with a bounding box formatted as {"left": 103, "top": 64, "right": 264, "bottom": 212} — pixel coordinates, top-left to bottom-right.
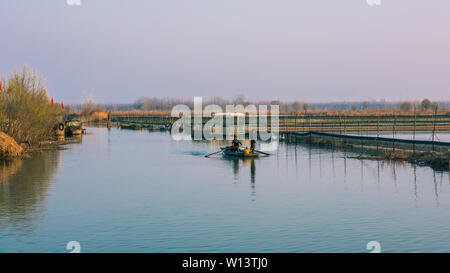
{"left": 250, "top": 139, "right": 256, "bottom": 152}
{"left": 231, "top": 136, "right": 242, "bottom": 152}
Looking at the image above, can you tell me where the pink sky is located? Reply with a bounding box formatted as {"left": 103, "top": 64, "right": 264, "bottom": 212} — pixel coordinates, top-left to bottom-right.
{"left": 1, "top": 0, "right": 449, "bottom": 103}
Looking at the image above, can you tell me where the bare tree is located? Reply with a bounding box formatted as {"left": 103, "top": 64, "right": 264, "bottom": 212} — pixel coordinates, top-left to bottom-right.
{"left": 421, "top": 99, "right": 431, "bottom": 110}
{"left": 0, "top": 65, "right": 63, "bottom": 142}
{"left": 292, "top": 101, "right": 302, "bottom": 113}
{"left": 399, "top": 101, "right": 412, "bottom": 111}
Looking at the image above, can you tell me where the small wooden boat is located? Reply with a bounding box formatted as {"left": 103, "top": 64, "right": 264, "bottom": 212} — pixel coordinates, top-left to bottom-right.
{"left": 120, "top": 123, "right": 142, "bottom": 130}
{"left": 65, "top": 120, "right": 83, "bottom": 135}
{"left": 221, "top": 146, "right": 259, "bottom": 158}
{"left": 147, "top": 124, "right": 166, "bottom": 131}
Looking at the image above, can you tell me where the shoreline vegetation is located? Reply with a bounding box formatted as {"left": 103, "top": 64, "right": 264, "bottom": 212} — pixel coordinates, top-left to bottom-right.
{"left": 0, "top": 66, "right": 73, "bottom": 160}
{"left": 74, "top": 95, "right": 449, "bottom": 126}
{"left": 1, "top": 65, "right": 449, "bottom": 171}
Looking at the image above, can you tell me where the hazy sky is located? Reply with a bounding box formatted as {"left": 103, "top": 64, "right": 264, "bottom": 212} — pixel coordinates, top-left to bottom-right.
{"left": 1, "top": 0, "right": 449, "bottom": 103}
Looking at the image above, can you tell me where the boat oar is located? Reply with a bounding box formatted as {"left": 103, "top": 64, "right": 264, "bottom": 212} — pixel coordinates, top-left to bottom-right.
{"left": 254, "top": 149, "right": 270, "bottom": 156}
{"left": 205, "top": 149, "right": 223, "bottom": 157}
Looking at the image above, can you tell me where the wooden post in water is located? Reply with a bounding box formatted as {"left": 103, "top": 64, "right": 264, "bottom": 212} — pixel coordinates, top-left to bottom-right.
{"left": 413, "top": 106, "right": 417, "bottom": 154}
{"left": 432, "top": 104, "right": 438, "bottom": 152}
{"left": 358, "top": 116, "right": 361, "bottom": 136}
{"left": 287, "top": 114, "right": 290, "bottom": 132}
{"left": 343, "top": 114, "right": 347, "bottom": 147}
{"left": 366, "top": 118, "right": 369, "bottom": 136}
{"left": 309, "top": 114, "right": 312, "bottom": 132}
{"left": 359, "top": 116, "right": 363, "bottom": 155}
{"left": 392, "top": 113, "right": 397, "bottom": 153}
{"left": 302, "top": 115, "right": 305, "bottom": 132}
{"left": 376, "top": 114, "right": 380, "bottom": 154}
{"left": 294, "top": 113, "right": 298, "bottom": 132}
{"left": 107, "top": 111, "right": 111, "bottom": 129}
{"left": 376, "top": 114, "right": 380, "bottom": 138}
{"left": 343, "top": 114, "right": 347, "bottom": 136}
{"left": 284, "top": 115, "right": 288, "bottom": 132}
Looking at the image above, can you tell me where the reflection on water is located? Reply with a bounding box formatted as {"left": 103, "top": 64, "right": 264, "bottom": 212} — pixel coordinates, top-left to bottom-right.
{"left": 0, "top": 159, "right": 23, "bottom": 181}
{"left": 1, "top": 127, "right": 450, "bottom": 252}
{"left": 0, "top": 151, "right": 60, "bottom": 238}
{"left": 251, "top": 159, "right": 255, "bottom": 185}
{"left": 217, "top": 139, "right": 450, "bottom": 208}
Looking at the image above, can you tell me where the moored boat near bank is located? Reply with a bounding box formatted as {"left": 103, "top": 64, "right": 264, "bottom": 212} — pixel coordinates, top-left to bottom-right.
{"left": 120, "top": 123, "right": 143, "bottom": 130}
{"left": 65, "top": 120, "right": 83, "bottom": 136}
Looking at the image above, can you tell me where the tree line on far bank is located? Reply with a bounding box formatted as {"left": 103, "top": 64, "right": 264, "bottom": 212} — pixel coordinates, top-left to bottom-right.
{"left": 75, "top": 95, "right": 447, "bottom": 115}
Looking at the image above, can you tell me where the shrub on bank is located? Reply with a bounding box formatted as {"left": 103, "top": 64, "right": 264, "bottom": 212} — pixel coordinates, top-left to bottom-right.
{"left": 0, "top": 66, "right": 64, "bottom": 142}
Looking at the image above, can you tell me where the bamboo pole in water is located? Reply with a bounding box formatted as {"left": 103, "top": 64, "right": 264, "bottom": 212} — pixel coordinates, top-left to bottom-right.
{"left": 285, "top": 115, "right": 288, "bottom": 132}
{"left": 294, "top": 113, "right": 298, "bottom": 132}
{"left": 309, "top": 114, "right": 312, "bottom": 132}
{"left": 359, "top": 116, "right": 363, "bottom": 155}
{"left": 413, "top": 106, "right": 417, "bottom": 153}
{"left": 393, "top": 113, "right": 397, "bottom": 153}
{"left": 107, "top": 111, "right": 111, "bottom": 129}
{"left": 367, "top": 119, "right": 369, "bottom": 136}
{"left": 303, "top": 115, "right": 306, "bottom": 132}
{"left": 376, "top": 114, "right": 379, "bottom": 154}
{"left": 321, "top": 114, "right": 324, "bottom": 132}
{"left": 432, "top": 105, "right": 438, "bottom": 151}
{"left": 343, "top": 115, "right": 347, "bottom": 136}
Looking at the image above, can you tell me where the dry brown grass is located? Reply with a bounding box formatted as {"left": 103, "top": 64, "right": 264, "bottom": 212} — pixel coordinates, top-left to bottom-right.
{"left": 79, "top": 108, "right": 109, "bottom": 122}
{"left": 109, "top": 109, "right": 172, "bottom": 116}
{"left": 0, "top": 132, "right": 23, "bottom": 159}
{"left": 284, "top": 108, "right": 447, "bottom": 116}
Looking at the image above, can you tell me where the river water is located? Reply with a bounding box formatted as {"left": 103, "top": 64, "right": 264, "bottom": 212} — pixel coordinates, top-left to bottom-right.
{"left": 346, "top": 131, "right": 450, "bottom": 142}
{"left": 1, "top": 127, "right": 449, "bottom": 252}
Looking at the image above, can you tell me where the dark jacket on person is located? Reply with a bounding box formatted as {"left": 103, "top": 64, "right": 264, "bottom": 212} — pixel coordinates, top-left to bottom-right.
{"left": 250, "top": 139, "right": 256, "bottom": 150}
{"left": 232, "top": 139, "right": 242, "bottom": 148}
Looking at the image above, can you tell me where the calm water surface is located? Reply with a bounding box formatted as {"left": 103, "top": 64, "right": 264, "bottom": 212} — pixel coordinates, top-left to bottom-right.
{"left": 1, "top": 127, "right": 450, "bottom": 252}
{"left": 346, "top": 130, "right": 450, "bottom": 142}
